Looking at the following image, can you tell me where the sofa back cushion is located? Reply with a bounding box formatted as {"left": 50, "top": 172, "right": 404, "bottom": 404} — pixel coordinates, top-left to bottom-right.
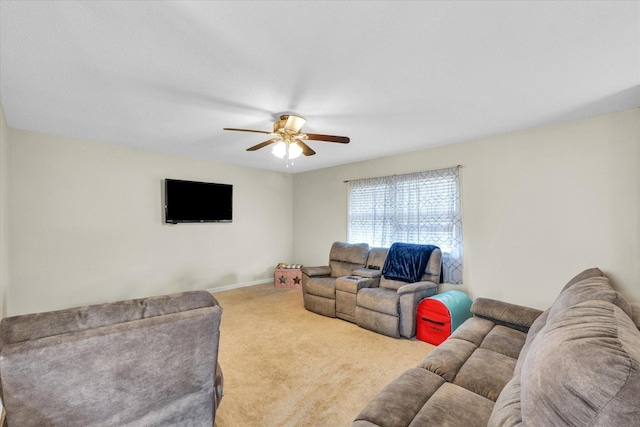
{"left": 515, "top": 268, "right": 611, "bottom": 370}
{"left": 491, "top": 301, "right": 640, "bottom": 427}
{"left": 380, "top": 247, "right": 442, "bottom": 290}
{"left": 559, "top": 267, "right": 604, "bottom": 293}
{"left": 366, "top": 247, "right": 388, "bottom": 270}
{"left": 422, "top": 247, "right": 442, "bottom": 283}
{"left": 0, "top": 291, "right": 217, "bottom": 344}
{"left": 329, "top": 242, "right": 369, "bottom": 278}
{"left": 519, "top": 300, "right": 640, "bottom": 426}
{"left": 549, "top": 275, "right": 633, "bottom": 321}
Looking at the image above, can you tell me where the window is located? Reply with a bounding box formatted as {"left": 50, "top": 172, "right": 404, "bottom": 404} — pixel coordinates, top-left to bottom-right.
{"left": 348, "top": 166, "right": 463, "bottom": 284}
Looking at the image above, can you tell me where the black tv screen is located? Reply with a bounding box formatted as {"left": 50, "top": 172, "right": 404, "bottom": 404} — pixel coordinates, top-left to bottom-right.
{"left": 165, "top": 179, "right": 232, "bottom": 224}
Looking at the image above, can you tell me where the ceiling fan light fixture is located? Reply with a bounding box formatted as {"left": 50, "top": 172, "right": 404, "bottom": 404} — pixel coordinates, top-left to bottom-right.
{"left": 271, "top": 140, "right": 303, "bottom": 160}
{"left": 272, "top": 141, "right": 287, "bottom": 158}
{"left": 288, "top": 141, "right": 303, "bottom": 159}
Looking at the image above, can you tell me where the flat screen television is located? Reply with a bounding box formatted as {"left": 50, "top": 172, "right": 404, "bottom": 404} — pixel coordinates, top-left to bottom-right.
{"left": 164, "top": 179, "right": 233, "bottom": 224}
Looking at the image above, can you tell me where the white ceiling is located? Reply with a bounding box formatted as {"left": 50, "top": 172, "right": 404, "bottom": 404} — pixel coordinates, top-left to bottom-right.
{"left": 1, "top": 1, "right": 639, "bottom": 173}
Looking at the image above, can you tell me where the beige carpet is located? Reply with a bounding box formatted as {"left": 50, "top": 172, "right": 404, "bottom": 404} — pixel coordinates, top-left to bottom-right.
{"left": 212, "top": 283, "right": 435, "bottom": 427}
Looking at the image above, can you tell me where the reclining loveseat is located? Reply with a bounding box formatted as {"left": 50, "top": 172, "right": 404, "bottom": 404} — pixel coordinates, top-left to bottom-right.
{"left": 302, "top": 242, "right": 442, "bottom": 339}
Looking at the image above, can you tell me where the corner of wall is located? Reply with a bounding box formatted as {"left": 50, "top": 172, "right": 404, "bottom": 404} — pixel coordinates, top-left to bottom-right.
{"left": 0, "top": 102, "right": 9, "bottom": 318}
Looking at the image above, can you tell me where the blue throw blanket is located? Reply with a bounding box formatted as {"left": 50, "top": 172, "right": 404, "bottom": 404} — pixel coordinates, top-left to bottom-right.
{"left": 382, "top": 243, "right": 439, "bottom": 283}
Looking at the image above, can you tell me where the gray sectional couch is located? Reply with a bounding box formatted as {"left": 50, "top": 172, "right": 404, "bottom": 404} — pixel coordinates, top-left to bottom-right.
{"left": 353, "top": 268, "right": 640, "bottom": 426}
{"left": 0, "top": 291, "right": 224, "bottom": 427}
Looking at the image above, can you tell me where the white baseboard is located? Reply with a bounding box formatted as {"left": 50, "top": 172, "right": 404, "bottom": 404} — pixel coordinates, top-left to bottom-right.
{"left": 207, "top": 278, "right": 273, "bottom": 294}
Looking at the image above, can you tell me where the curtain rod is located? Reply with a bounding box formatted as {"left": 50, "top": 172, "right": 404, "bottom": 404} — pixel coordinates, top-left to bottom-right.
{"left": 343, "top": 164, "right": 463, "bottom": 183}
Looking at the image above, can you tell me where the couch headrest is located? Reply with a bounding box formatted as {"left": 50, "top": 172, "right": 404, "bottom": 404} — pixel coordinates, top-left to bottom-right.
{"left": 366, "top": 247, "right": 388, "bottom": 270}
{"left": 0, "top": 291, "right": 217, "bottom": 344}
{"left": 550, "top": 271, "right": 633, "bottom": 321}
{"left": 329, "top": 242, "right": 369, "bottom": 265}
{"left": 559, "top": 267, "right": 605, "bottom": 293}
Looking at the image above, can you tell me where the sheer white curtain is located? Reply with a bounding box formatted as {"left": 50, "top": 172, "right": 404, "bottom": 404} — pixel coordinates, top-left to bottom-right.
{"left": 348, "top": 166, "right": 463, "bottom": 284}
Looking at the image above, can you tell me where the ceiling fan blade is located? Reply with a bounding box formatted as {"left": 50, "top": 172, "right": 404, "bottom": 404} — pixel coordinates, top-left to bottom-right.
{"left": 306, "top": 133, "right": 350, "bottom": 144}
{"left": 283, "top": 115, "right": 307, "bottom": 133}
{"left": 246, "top": 139, "right": 278, "bottom": 151}
{"left": 297, "top": 141, "right": 316, "bottom": 156}
{"left": 223, "top": 127, "right": 272, "bottom": 134}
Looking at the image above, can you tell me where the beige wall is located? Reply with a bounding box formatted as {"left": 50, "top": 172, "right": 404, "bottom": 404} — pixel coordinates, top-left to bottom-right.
{"left": 6, "top": 128, "right": 293, "bottom": 316}
{"left": 3, "top": 107, "right": 639, "bottom": 316}
{"left": 0, "top": 104, "right": 8, "bottom": 317}
{"left": 293, "top": 109, "right": 640, "bottom": 309}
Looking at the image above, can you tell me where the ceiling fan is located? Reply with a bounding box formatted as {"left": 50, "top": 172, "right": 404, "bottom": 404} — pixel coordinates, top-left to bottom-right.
{"left": 223, "top": 114, "right": 349, "bottom": 159}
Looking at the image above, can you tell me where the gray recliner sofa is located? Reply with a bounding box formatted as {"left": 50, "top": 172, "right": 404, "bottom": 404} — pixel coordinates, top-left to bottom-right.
{"left": 0, "top": 290, "right": 224, "bottom": 427}
{"left": 353, "top": 268, "right": 640, "bottom": 426}
{"left": 301, "top": 242, "right": 370, "bottom": 317}
{"left": 303, "top": 242, "right": 443, "bottom": 340}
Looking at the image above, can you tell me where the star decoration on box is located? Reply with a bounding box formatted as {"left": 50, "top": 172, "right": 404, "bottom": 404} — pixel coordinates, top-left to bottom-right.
{"left": 279, "top": 276, "right": 286, "bottom": 284}
{"left": 293, "top": 276, "right": 301, "bottom": 285}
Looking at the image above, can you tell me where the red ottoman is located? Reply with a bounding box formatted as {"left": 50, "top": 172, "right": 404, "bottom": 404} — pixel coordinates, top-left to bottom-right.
{"left": 417, "top": 290, "right": 472, "bottom": 345}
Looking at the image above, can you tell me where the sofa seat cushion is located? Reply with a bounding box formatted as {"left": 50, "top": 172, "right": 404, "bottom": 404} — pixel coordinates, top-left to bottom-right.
{"left": 453, "top": 349, "right": 517, "bottom": 402}
{"left": 304, "top": 277, "right": 337, "bottom": 299}
{"left": 353, "top": 368, "right": 493, "bottom": 427}
{"left": 409, "top": 382, "right": 494, "bottom": 427}
{"left": 448, "top": 316, "right": 494, "bottom": 346}
{"left": 354, "top": 368, "right": 445, "bottom": 426}
{"left": 479, "top": 325, "right": 527, "bottom": 359}
{"left": 418, "top": 337, "right": 477, "bottom": 382}
{"left": 357, "top": 287, "right": 399, "bottom": 317}
{"left": 418, "top": 317, "right": 524, "bottom": 402}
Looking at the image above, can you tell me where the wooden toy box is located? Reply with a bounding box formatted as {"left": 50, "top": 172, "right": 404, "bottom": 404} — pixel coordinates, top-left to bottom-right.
{"left": 274, "top": 267, "right": 302, "bottom": 289}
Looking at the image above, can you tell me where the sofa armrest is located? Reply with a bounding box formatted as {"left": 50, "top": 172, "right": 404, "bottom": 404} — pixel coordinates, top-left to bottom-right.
{"left": 397, "top": 281, "right": 438, "bottom": 296}
{"left": 397, "top": 282, "right": 438, "bottom": 338}
{"left": 471, "top": 298, "right": 543, "bottom": 332}
{"left": 352, "top": 268, "right": 382, "bottom": 279}
{"left": 301, "top": 266, "right": 331, "bottom": 277}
